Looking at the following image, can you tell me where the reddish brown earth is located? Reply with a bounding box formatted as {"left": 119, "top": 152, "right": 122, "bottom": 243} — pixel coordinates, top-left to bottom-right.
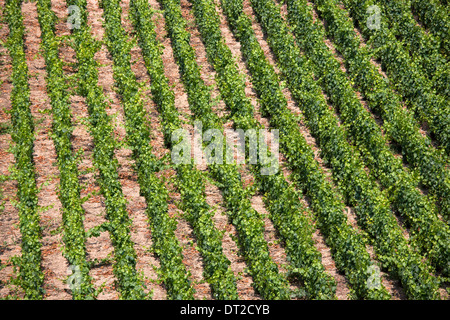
{"left": 0, "top": 0, "right": 22, "bottom": 299}
{"left": 0, "top": 0, "right": 447, "bottom": 300}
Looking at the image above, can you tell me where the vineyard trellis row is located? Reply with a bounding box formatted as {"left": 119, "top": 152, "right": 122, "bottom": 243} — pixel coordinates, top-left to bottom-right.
{"left": 129, "top": 0, "right": 240, "bottom": 299}
{"left": 313, "top": 0, "right": 450, "bottom": 225}
{"left": 375, "top": 0, "right": 449, "bottom": 99}
{"left": 248, "top": 0, "right": 440, "bottom": 299}
{"left": 34, "top": 0, "right": 95, "bottom": 299}
{"left": 410, "top": 0, "right": 450, "bottom": 57}
{"left": 285, "top": 0, "right": 449, "bottom": 277}
{"left": 158, "top": 0, "right": 293, "bottom": 299}
{"left": 100, "top": 0, "right": 195, "bottom": 299}
{"left": 340, "top": 0, "right": 450, "bottom": 157}
{"left": 187, "top": 0, "right": 337, "bottom": 299}
{"left": 220, "top": 0, "right": 391, "bottom": 300}
{"left": 37, "top": 0, "right": 148, "bottom": 299}
{"left": 1, "top": 0, "right": 449, "bottom": 301}
{"left": 5, "top": 0, "right": 44, "bottom": 299}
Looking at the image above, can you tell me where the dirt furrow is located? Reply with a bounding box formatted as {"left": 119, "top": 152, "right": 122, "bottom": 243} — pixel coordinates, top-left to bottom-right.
{"left": 300, "top": 1, "right": 424, "bottom": 187}
{"left": 20, "top": 1, "right": 71, "bottom": 300}
{"left": 183, "top": 0, "right": 303, "bottom": 298}
{"left": 0, "top": 1, "right": 23, "bottom": 297}
{"left": 205, "top": 180, "right": 262, "bottom": 299}
{"left": 1, "top": 0, "right": 436, "bottom": 301}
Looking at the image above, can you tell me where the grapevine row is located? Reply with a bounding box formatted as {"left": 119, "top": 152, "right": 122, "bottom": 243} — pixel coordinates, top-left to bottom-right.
{"left": 410, "top": 0, "right": 450, "bottom": 57}
{"left": 286, "top": 0, "right": 449, "bottom": 276}
{"left": 100, "top": 0, "right": 196, "bottom": 299}
{"left": 316, "top": 0, "right": 450, "bottom": 223}
{"left": 37, "top": 0, "right": 147, "bottom": 299}
{"left": 376, "top": 0, "right": 449, "bottom": 99}
{"left": 250, "top": 0, "right": 441, "bottom": 299}
{"left": 34, "top": 0, "right": 95, "bottom": 299}
{"left": 5, "top": 0, "right": 44, "bottom": 299}
{"left": 130, "top": 0, "right": 239, "bottom": 299}
{"left": 187, "top": 0, "right": 336, "bottom": 299}
{"left": 51, "top": 0, "right": 148, "bottom": 299}
{"left": 221, "top": 0, "right": 390, "bottom": 299}
{"left": 158, "top": 0, "right": 293, "bottom": 299}
{"left": 340, "top": 0, "right": 450, "bottom": 156}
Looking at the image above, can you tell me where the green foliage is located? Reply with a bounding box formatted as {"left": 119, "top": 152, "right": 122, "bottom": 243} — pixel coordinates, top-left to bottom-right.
{"left": 37, "top": 0, "right": 146, "bottom": 299}
{"left": 188, "top": 0, "right": 336, "bottom": 299}
{"left": 130, "top": 0, "right": 243, "bottom": 299}
{"left": 5, "top": 0, "right": 44, "bottom": 300}
{"left": 375, "top": 0, "right": 449, "bottom": 99}
{"left": 5, "top": 0, "right": 447, "bottom": 302}
{"left": 410, "top": 0, "right": 450, "bottom": 57}
{"left": 341, "top": 0, "right": 450, "bottom": 156}
{"left": 220, "top": 0, "right": 390, "bottom": 300}
{"left": 100, "top": 0, "right": 194, "bottom": 299}
{"left": 341, "top": 0, "right": 450, "bottom": 187}
{"left": 35, "top": 0, "right": 95, "bottom": 300}
{"left": 249, "top": 0, "right": 440, "bottom": 299}
{"left": 288, "top": 0, "right": 450, "bottom": 277}
{"left": 319, "top": 0, "right": 450, "bottom": 224}
{"left": 177, "top": 165, "right": 239, "bottom": 299}
{"left": 158, "top": 0, "right": 292, "bottom": 299}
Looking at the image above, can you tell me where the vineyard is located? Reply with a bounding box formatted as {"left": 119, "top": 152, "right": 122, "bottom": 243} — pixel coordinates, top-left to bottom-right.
{"left": 0, "top": 0, "right": 448, "bottom": 300}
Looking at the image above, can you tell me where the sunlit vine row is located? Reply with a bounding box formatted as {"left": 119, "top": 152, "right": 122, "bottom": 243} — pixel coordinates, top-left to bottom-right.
{"left": 5, "top": 0, "right": 44, "bottom": 299}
